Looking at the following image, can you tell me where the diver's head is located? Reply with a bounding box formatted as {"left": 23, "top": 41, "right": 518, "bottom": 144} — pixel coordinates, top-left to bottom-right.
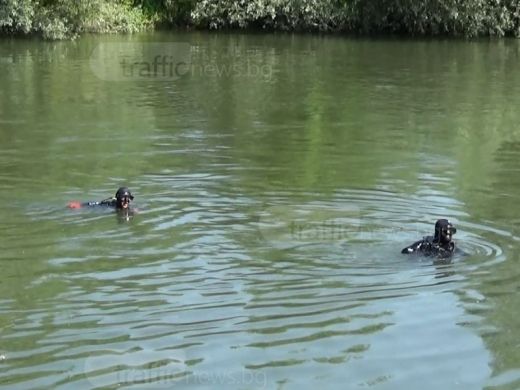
{"left": 115, "top": 187, "right": 134, "bottom": 209}
{"left": 434, "top": 219, "right": 456, "bottom": 244}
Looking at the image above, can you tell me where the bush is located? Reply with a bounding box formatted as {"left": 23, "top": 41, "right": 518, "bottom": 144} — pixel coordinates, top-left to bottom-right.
{"left": 82, "top": 1, "right": 151, "bottom": 34}
{"left": 36, "top": 0, "right": 151, "bottom": 38}
{"left": 191, "top": 0, "right": 352, "bottom": 31}
{"left": 0, "top": 0, "right": 34, "bottom": 34}
{"left": 2, "top": 0, "right": 520, "bottom": 38}
{"left": 0, "top": 0, "right": 151, "bottom": 39}
{"left": 190, "top": 0, "right": 520, "bottom": 37}
{"left": 133, "top": 0, "right": 197, "bottom": 24}
{"left": 349, "top": 0, "right": 494, "bottom": 37}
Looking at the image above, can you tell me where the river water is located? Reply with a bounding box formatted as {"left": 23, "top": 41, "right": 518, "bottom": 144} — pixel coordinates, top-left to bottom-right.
{"left": 1, "top": 32, "right": 520, "bottom": 389}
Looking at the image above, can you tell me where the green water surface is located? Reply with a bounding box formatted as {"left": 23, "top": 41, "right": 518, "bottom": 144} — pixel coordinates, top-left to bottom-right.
{"left": 1, "top": 32, "right": 520, "bottom": 389}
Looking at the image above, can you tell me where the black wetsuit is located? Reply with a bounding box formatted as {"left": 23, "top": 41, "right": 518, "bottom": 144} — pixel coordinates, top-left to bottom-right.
{"left": 401, "top": 219, "right": 459, "bottom": 259}
{"left": 401, "top": 236, "right": 455, "bottom": 258}
{"left": 70, "top": 187, "right": 134, "bottom": 212}
{"left": 83, "top": 198, "right": 118, "bottom": 208}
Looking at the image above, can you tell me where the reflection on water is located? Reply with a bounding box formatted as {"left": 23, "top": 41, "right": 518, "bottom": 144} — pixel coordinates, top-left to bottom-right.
{"left": 1, "top": 33, "right": 520, "bottom": 389}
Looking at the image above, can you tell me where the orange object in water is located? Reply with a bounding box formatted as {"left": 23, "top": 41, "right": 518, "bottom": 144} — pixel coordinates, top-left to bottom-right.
{"left": 67, "top": 201, "right": 82, "bottom": 209}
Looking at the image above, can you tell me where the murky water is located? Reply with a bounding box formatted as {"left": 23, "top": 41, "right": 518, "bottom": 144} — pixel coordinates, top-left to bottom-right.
{"left": 1, "top": 33, "right": 520, "bottom": 389}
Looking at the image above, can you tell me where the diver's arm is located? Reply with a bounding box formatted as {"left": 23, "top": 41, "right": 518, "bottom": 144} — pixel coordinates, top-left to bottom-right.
{"left": 98, "top": 197, "right": 116, "bottom": 207}
{"left": 68, "top": 195, "right": 118, "bottom": 209}
{"left": 401, "top": 239, "right": 425, "bottom": 254}
{"left": 84, "top": 201, "right": 100, "bottom": 206}
{"left": 82, "top": 197, "right": 115, "bottom": 207}
{"left": 68, "top": 200, "right": 104, "bottom": 208}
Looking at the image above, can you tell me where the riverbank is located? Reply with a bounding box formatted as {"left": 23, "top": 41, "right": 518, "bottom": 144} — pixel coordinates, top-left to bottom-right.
{"left": 1, "top": 0, "right": 520, "bottom": 40}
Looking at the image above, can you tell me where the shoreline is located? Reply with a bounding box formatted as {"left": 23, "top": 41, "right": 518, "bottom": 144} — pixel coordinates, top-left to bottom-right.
{"left": 2, "top": 0, "right": 520, "bottom": 41}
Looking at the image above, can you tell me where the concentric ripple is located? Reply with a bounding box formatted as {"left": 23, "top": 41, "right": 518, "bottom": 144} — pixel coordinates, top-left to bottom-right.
{"left": 1, "top": 182, "right": 513, "bottom": 389}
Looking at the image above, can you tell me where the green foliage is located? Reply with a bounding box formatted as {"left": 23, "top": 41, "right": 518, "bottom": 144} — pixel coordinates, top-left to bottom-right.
{"left": 133, "top": 0, "right": 197, "bottom": 24}
{"left": 0, "top": 0, "right": 34, "bottom": 34}
{"left": 350, "top": 0, "right": 498, "bottom": 37}
{"left": 82, "top": 1, "right": 151, "bottom": 33}
{"left": 191, "top": 0, "right": 352, "bottom": 31}
{"left": 2, "top": 0, "right": 520, "bottom": 38}
{"left": 191, "top": 0, "right": 520, "bottom": 37}
{"left": 0, "top": 0, "right": 151, "bottom": 39}
{"left": 36, "top": 0, "right": 151, "bottom": 39}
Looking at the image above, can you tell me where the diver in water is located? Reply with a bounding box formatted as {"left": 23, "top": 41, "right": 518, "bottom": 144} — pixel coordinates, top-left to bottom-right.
{"left": 68, "top": 187, "right": 134, "bottom": 210}
{"left": 401, "top": 219, "right": 457, "bottom": 258}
